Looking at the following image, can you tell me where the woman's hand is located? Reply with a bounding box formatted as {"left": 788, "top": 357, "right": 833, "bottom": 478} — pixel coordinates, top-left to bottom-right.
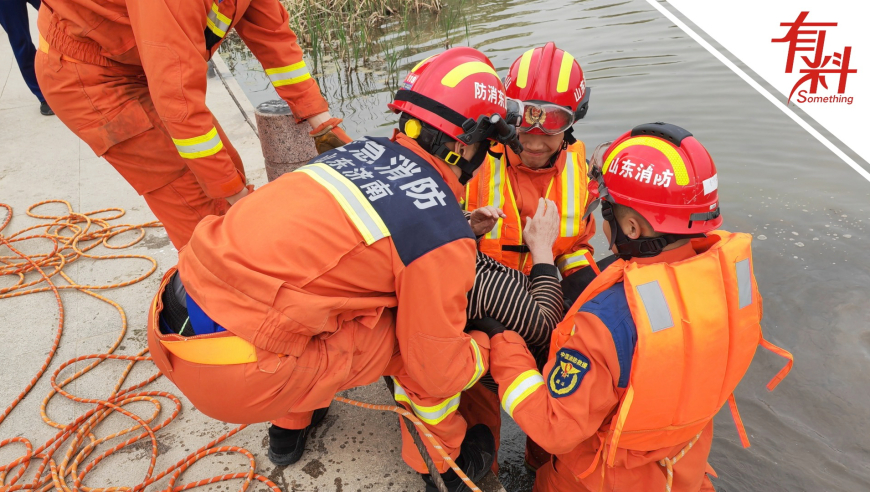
{"left": 470, "top": 205, "right": 506, "bottom": 236}
{"left": 523, "top": 198, "right": 560, "bottom": 265}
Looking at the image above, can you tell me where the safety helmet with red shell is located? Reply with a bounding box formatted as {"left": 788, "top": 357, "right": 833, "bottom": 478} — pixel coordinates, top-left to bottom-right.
{"left": 504, "top": 42, "right": 590, "bottom": 137}
{"left": 388, "top": 47, "right": 521, "bottom": 184}
{"left": 589, "top": 123, "right": 721, "bottom": 256}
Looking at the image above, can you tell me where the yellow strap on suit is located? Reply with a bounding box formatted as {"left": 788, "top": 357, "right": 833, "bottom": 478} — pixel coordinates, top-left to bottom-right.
{"left": 159, "top": 336, "right": 259, "bottom": 365}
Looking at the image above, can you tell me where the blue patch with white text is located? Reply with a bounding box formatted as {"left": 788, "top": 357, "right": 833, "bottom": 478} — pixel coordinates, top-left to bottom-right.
{"left": 547, "top": 348, "right": 590, "bottom": 398}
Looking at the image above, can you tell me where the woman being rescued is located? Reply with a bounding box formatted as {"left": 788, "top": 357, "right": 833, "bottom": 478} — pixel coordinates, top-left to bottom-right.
{"left": 457, "top": 197, "right": 564, "bottom": 472}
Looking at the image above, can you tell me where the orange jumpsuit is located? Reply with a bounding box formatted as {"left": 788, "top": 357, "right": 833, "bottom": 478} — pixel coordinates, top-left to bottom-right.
{"left": 465, "top": 143, "right": 596, "bottom": 277}
{"left": 35, "top": 0, "right": 329, "bottom": 248}
{"left": 489, "top": 244, "right": 717, "bottom": 492}
{"left": 147, "top": 133, "right": 489, "bottom": 474}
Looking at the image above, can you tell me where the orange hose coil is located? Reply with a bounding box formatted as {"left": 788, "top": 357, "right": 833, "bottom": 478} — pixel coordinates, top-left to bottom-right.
{"left": 0, "top": 201, "right": 479, "bottom": 492}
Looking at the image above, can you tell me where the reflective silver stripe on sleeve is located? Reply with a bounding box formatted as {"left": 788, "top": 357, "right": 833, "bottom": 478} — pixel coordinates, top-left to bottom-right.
{"left": 207, "top": 4, "right": 231, "bottom": 37}
{"left": 300, "top": 164, "right": 388, "bottom": 244}
{"left": 174, "top": 132, "right": 222, "bottom": 156}
{"left": 736, "top": 258, "right": 752, "bottom": 309}
{"left": 635, "top": 280, "right": 674, "bottom": 332}
{"left": 266, "top": 62, "right": 311, "bottom": 86}
{"left": 501, "top": 370, "right": 545, "bottom": 417}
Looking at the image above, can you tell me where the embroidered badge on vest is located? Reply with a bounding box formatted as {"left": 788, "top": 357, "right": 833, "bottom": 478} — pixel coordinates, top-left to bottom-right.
{"left": 548, "top": 348, "right": 590, "bottom": 398}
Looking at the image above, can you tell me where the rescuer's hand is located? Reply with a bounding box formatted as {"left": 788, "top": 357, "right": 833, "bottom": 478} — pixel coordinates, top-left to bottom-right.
{"left": 470, "top": 205, "right": 506, "bottom": 236}
{"left": 226, "top": 186, "right": 251, "bottom": 206}
{"left": 590, "top": 141, "right": 612, "bottom": 172}
{"left": 469, "top": 317, "right": 507, "bottom": 337}
{"left": 309, "top": 114, "right": 352, "bottom": 154}
{"left": 524, "top": 198, "right": 560, "bottom": 265}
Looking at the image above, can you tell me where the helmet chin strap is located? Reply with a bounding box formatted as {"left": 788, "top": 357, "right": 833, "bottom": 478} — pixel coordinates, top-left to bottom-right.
{"left": 433, "top": 142, "right": 489, "bottom": 185}
{"left": 605, "top": 211, "right": 702, "bottom": 259}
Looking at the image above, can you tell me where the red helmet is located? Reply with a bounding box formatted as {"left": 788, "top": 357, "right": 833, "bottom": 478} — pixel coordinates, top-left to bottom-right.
{"left": 388, "top": 47, "right": 507, "bottom": 143}
{"left": 597, "top": 122, "right": 722, "bottom": 234}
{"left": 504, "top": 42, "right": 590, "bottom": 123}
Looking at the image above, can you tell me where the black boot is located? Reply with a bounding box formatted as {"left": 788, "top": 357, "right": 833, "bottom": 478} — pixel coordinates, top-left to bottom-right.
{"left": 421, "top": 424, "right": 495, "bottom": 492}
{"left": 39, "top": 101, "right": 54, "bottom": 116}
{"left": 267, "top": 406, "right": 330, "bottom": 466}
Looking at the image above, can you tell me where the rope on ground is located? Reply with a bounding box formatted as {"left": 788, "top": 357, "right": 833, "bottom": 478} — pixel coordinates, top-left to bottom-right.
{"left": 0, "top": 200, "right": 478, "bottom": 492}
{"left": 0, "top": 201, "right": 282, "bottom": 492}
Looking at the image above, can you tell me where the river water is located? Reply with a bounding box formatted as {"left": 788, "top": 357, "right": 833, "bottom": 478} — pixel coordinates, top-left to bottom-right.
{"left": 221, "top": 0, "right": 870, "bottom": 490}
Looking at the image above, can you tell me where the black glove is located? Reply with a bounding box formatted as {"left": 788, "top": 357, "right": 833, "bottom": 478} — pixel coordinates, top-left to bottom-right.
{"left": 469, "top": 317, "right": 507, "bottom": 337}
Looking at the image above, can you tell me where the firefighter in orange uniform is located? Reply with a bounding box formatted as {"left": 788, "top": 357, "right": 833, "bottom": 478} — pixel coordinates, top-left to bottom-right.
{"left": 465, "top": 42, "right": 597, "bottom": 282}
{"left": 484, "top": 123, "right": 794, "bottom": 491}
{"left": 34, "top": 0, "right": 350, "bottom": 249}
{"left": 147, "top": 48, "right": 524, "bottom": 492}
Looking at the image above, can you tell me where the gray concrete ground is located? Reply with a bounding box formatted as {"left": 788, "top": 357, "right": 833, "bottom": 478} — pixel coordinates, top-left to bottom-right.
{"left": 0, "top": 18, "right": 508, "bottom": 492}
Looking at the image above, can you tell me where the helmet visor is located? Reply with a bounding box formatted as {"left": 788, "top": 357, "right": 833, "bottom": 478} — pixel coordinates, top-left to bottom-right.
{"left": 506, "top": 98, "right": 575, "bottom": 135}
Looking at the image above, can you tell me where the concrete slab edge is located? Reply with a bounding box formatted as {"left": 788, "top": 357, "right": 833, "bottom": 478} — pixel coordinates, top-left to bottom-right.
{"left": 211, "top": 54, "right": 259, "bottom": 134}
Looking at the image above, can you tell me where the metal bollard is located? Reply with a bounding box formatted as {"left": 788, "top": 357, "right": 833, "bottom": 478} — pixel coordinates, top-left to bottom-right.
{"left": 255, "top": 100, "right": 319, "bottom": 182}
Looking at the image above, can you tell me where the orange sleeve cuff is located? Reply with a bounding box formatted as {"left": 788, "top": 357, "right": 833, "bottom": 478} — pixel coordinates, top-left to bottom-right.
{"left": 277, "top": 82, "right": 329, "bottom": 122}
{"left": 203, "top": 170, "right": 246, "bottom": 199}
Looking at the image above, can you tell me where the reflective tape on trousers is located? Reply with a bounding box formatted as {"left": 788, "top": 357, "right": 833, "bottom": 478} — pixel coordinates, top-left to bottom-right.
{"left": 392, "top": 379, "right": 461, "bottom": 425}
{"left": 464, "top": 338, "right": 486, "bottom": 390}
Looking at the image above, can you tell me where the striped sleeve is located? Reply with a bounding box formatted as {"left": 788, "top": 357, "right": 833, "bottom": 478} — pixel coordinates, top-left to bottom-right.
{"left": 467, "top": 253, "right": 563, "bottom": 351}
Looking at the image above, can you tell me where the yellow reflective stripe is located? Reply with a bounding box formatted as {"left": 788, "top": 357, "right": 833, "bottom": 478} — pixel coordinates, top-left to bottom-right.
{"left": 440, "top": 61, "right": 498, "bottom": 88}
{"left": 393, "top": 379, "right": 461, "bottom": 425}
{"left": 412, "top": 55, "right": 436, "bottom": 73}
{"left": 296, "top": 164, "right": 390, "bottom": 245}
{"left": 602, "top": 136, "right": 689, "bottom": 186}
{"left": 556, "top": 249, "right": 591, "bottom": 274}
{"left": 516, "top": 49, "right": 535, "bottom": 89}
{"left": 559, "top": 152, "right": 583, "bottom": 237}
{"left": 505, "top": 175, "right": 522, "bottom": 245}
{"left": 207, "top": 3, "right": 231, "bottom": 38}
{"left": 484, "top": 155, "right": 504, "bottom": 240}
{"left": 556, "top": 52, "right": 575, "bottom": 93}
{"left": 173, "top": 127, "right": 223, "bottom": 159}
{"left": 501, "top": 370, "right": 544, "bottom": 417}
{"left": 464, "top": 338, "right": 486, "bottom": 390}
{"left": 265, "top": 61, "right": 311, "bottom": 87}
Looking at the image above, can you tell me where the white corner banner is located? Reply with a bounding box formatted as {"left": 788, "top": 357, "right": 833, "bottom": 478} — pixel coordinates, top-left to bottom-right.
{"left": 654, "top": 1, "right": 869, "bottom": 174}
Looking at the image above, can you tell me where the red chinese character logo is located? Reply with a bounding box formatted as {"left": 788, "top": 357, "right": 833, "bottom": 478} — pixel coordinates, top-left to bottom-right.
{"left": 772, "top": 12, "right": 857, "bottom": 104}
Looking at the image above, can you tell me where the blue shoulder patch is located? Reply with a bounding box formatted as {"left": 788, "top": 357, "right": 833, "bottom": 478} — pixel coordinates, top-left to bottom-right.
{"left": 579, "top": 283, "right": 637, "bottom": 388}
{"left": 548, "top": 348, "right": 590, "bottom": 398}
{"left": 308, "top": 137, "right": 474, "bottom": 266}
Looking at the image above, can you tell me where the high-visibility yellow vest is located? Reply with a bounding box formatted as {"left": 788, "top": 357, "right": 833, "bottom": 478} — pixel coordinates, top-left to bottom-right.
{"left": 473, "top": 142, "right": 593, "bottom": 275}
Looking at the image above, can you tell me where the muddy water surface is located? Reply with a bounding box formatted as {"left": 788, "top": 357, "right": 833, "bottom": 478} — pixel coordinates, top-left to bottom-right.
{"left": 222, "top": 1, "right": 870, "bottom": 490}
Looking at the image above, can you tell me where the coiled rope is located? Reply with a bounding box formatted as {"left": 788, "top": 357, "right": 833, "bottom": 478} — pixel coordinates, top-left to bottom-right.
{"left": 0, "top": 201, "right": 477, "bottom": 492}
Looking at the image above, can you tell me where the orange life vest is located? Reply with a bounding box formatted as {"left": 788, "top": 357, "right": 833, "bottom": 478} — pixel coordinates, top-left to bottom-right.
{"left": 550, "top": 231, "right": 793, "bottom": 476}
{"left": 473, "top": 142, "right": 594, "bottom": 275}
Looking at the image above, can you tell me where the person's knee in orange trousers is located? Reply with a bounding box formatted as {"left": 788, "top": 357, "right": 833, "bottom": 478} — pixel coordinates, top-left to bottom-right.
{"left": 35, "top": 51, "right": 245, "bottom": 249}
